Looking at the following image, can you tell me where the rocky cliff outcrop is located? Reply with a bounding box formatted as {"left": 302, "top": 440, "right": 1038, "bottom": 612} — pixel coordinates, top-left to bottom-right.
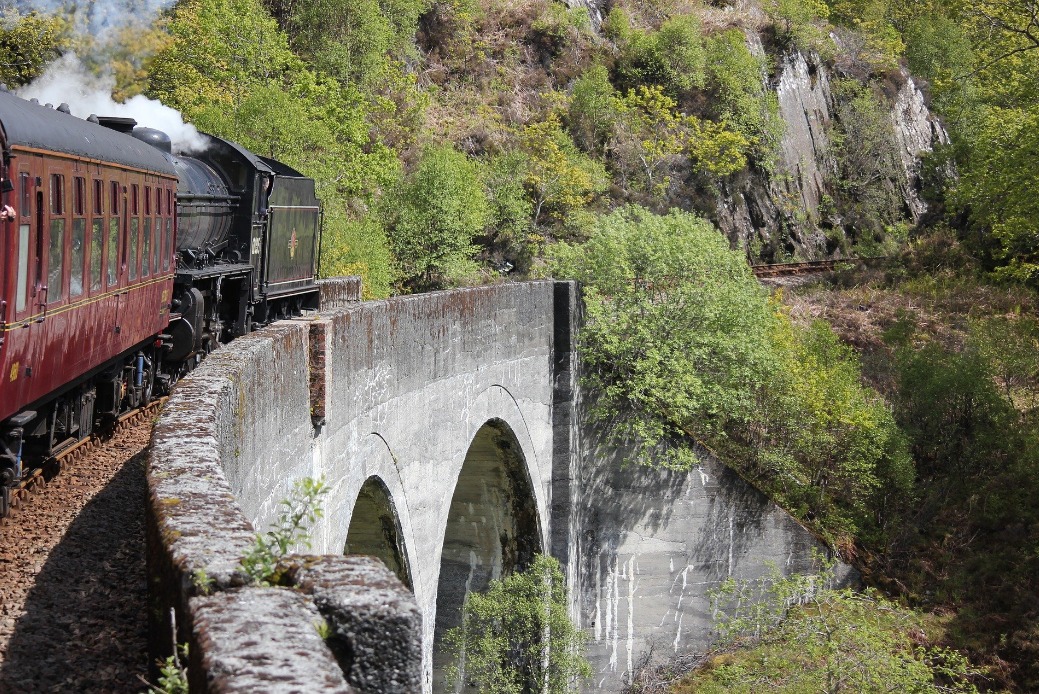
{"left": 714, "top": 35, "right": 946, "bottom": 260}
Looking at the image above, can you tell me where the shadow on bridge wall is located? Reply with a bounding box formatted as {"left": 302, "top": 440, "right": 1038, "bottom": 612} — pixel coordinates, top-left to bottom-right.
{"left": 574, "top": 415, "right": 858, "bottom": 692}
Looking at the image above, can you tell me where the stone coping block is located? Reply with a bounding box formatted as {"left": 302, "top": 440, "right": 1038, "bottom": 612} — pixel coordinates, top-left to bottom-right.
{"left": 289, "top": 556, "right": 423, "bottom": 694}
{"left": 189, "top": 588, "right": 354, "bottom": 693}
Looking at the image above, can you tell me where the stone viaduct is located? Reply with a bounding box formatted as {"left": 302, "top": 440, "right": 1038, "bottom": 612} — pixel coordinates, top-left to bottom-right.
{"left": 148, "top": 280, "right": 846, "bottom": 693}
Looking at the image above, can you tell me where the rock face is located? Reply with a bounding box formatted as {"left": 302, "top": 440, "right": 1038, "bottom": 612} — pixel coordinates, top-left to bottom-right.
{"left": 714, "top": 36, "right": 947, "bottom": 260}
{"left": 890, "top": 71, "right": 950, "bottom": 220}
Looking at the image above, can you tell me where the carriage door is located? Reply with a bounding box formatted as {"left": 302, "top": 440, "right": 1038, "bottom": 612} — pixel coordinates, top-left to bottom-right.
{"left": 7, "top": 156, "right": 45, "bottom": 396}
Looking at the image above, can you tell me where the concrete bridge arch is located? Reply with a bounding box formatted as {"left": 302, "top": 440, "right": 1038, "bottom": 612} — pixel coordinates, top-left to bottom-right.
{"left": 206, "top": 282, "right": 571, "bottom": 689}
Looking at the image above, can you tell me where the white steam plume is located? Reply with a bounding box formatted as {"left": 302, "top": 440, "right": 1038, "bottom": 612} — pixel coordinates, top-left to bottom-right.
{"left": 17, "top": 54, "right": 208, "bottom": 154}
{"left": 7, "top": 0, "right": 176, "bottom": 39}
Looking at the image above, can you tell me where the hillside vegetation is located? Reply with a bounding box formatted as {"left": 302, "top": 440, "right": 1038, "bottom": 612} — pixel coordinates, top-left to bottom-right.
{"left": 4, "top": 0, "right": 1039, "bottom": 690}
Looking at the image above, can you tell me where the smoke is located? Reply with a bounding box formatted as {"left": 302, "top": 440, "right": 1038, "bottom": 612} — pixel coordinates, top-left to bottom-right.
{"left": 7, "top": 0, "right": 176, "bottom": 39}
{"left": 17, "top": 54, "right": 208, "bottom": 154}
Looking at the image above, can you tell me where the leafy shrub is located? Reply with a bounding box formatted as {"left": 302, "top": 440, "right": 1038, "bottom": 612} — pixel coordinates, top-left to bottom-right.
{"left": 567, "top": 65, "right": 618, "bottom": 155}
{"left": 758, "top": 315, "right": 913, "bottom": 542}
{"left": 690, "top": 560, "right": 980, "bottom": 693}
{"left": 551, "top": 206, "right": 913, "bottom": 544}
{"left": 384, "top": 144, "right": 491, "bottom": 291}
{"left": 763, "top": 0, "right": 831, "bottom": 49}
{"left": 519, "top": 114, "right": 608, "bottom": 229}
{"left": 319, "top": 210, "right": 396, "bottom": 299}
{"left": 704, "top": 29, "right": 783, "bottom": 168}
{"left": 240, "top": 477, "right": 329, "bottom": 586}
{"left": 615, "top": 14, "right": 706, "bottom": 96}
{"left": 484, "top": 152, "right": 538, "bottom": 271}
{"left": 445, "top": 554, "right": 590, "bottom": 693}
{"left": 550, "top": 205, "right": 778, "bottom": 469}
{"left": 830, "top": 80, "right": 905, "bottom": 245}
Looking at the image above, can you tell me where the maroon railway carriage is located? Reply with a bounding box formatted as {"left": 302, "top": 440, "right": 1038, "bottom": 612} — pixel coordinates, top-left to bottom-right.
{"left": 0, "top": 91, "right": 178, "bottom": 514}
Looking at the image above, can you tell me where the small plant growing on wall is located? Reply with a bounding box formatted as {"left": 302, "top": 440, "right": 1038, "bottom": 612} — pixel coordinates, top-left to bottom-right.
{"left": 445, "top": 554, "right": 590, "bottom": 693}
{"left": 239, "top": 476, "right": 329, "bottom": 586}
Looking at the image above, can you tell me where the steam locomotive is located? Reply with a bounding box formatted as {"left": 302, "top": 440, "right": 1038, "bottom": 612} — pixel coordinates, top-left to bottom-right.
{"left": 0, "top": 89, "right": 322, "bottom": 516}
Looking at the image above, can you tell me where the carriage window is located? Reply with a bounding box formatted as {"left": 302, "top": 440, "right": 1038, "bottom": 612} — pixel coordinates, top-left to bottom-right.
{"left": 48, "top": 219, "right": 65, "bottom": 302}
{"left": 16, "top": 224, "right": 29, "bottom": 312}
{"left": 152, "top": 217, "right": 162, "bottom": 273}
{"left": 129, "top": 218, "right": 139, "bottom": 281}
{"left": 107, "top": 219, "right": 119, "bottom": 286}
{"left": 110, "top": 181, "right": 120, "bottom": 214}
{"left": 164, "top": 218, "right": 172, "bottom": 271}
{"left": 19, "top": 173, "right": 30, "bottom": 217}
{"left": 166, "top": 189, "right": 172, "bottom": 216}
{"left": 93, "top": 180, "right": 103, "bottom": 215}
{"left": 70, "top": 219, "right": 85, "bottom": 297}
{"left": 142, "top": 219, "right": 151, "bottom": 277}
{"left": 50, "top": 174, "right": 64, "bottom": 215}
{"left": 90, "top": 219, "right": 103, "bottom": 292}
{"left": 131, "top": 184, "right": 139, "bottom": 215}
{"left": 144, "top": 186, "right": 151, "bottom": 215}
{"left": 74, "top": 177, "right": 86, "bottom": 216}
{"left": 156, "top": 187, "right": 163, "bottom": 216}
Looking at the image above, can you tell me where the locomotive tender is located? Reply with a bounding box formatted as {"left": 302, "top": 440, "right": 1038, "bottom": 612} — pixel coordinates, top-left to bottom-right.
{"left": 0, "top": 89, "right": 322, "bottom": 516}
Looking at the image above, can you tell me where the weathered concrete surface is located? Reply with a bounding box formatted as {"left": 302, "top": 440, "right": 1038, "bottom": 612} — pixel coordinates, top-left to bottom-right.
{"left": 150, "top": 282, "right": 569, "bottom": 693}
{"left": 308, "top": 282, "right": 562, "bottom": 688}
{"left": 291, "top": 556, "right": 423, "bottom": 693}
{"left": 317, "top": 276, "right": 364, "bottom": 309}
{"left": 575, "top": 430, "right": 856, "bottom": 691}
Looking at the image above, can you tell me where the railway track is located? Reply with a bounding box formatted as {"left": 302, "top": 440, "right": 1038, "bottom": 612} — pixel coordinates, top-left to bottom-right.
{"left": 0, "top": 397, "right": 165, "bottom": 522}
{"left": 751, "top": 258, "right": 845, "bottom": 278}
{"left": 751, "top": 257, "right": 890, "bottom": 279}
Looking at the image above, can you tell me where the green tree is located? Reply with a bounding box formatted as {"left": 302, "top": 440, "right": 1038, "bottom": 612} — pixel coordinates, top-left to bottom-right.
{"left": 319, "top": 211, "right": 396, "bottom": 299}
{"left": 704, "top": 29, "right": 783, "bottom": 167}
{"left": 758, "top": 316, "right": 913, "bottom": 541}
{"left": 0, "top": 10, "right": 71, "bottom": 87}
{"left": 765, "top": 0, "right": 831, "bottom": 47}
{"left": 445, "top": 554, "right": 590, "bottom": 694}
{"left": 519, "top": 114, "right": 608, "bottom": 228}
{"left": 830, "top": 80, "right": 905, "bottom": 246}
{"left": 615, "top": 14, "right": 706, "bottom": 96}
{"left": 274, "top": 0, "right": 426, "bottom": 88}
{"left": 550, "top": 206, "right": 778, "bottom": 469}
{"left": 954, "top": 104, "right": 1039, "bottom": 282}
{"left": 148, "top": 0, "right": 400, "bottom": 293}
{"left": 551, "top": 206, "right": 911, "bottom": 543}
{"left": 567, "top": 65, "right": 617, "bottom": 155}
{"left": 384, "top": 144, "right": 491, "bottom": 290}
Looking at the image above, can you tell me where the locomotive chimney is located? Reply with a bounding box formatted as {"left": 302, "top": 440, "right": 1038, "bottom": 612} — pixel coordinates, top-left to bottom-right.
{"left": 95, "top": 116, "right": 137, "bottom": 134}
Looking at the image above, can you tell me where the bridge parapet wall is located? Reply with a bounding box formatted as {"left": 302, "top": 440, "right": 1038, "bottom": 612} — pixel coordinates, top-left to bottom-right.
{"left": 147, "top": 321, "right": 422, "bottom": 693}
